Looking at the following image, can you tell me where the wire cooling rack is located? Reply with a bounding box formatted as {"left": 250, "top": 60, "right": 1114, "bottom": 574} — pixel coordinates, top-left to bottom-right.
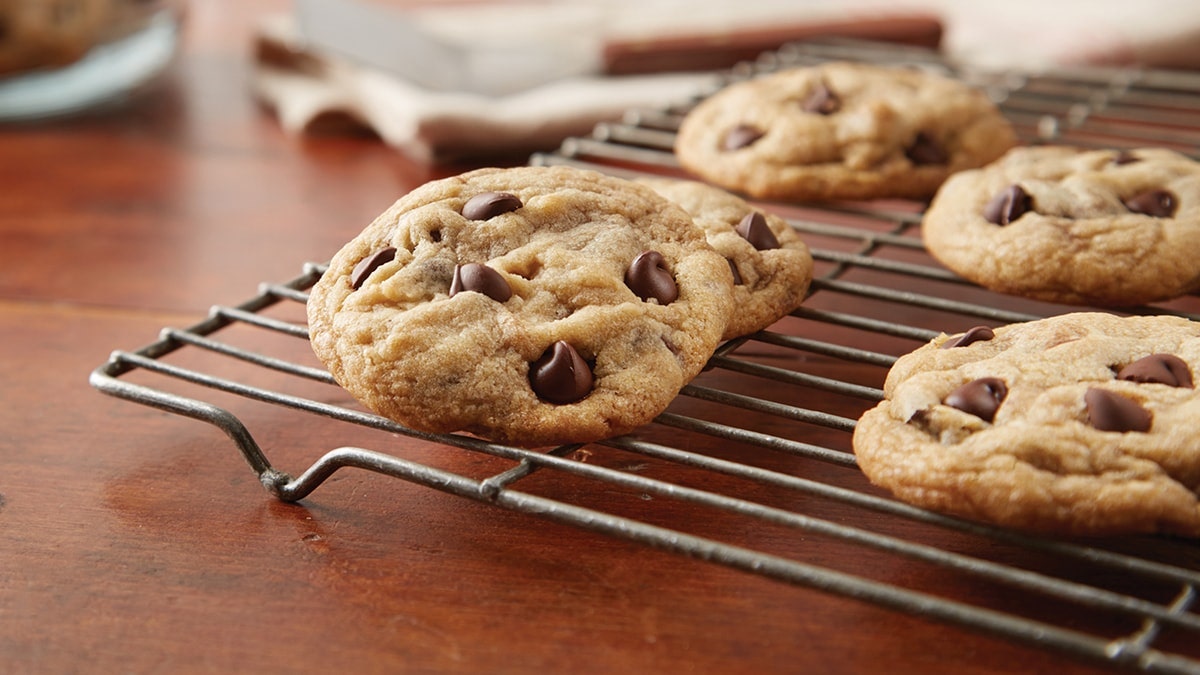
{"left": 91, "top": 40, "right": 1200, "bottom": 673}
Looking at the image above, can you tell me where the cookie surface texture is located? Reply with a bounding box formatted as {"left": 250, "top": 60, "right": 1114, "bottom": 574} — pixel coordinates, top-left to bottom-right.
{"left": 853, "top": 312, "right": 1200, "bottom": 536}
{"left": 636, "top": 178, "right": 813, "bottom": 338}
{"left": 674, "top": 61, "right": 1017, "bottom": 202}
{"left": 307, "top": 166, "right": 735, "bottom": 447}
{"left": 923, "top": 145, "right": 1200, "bottom": 306}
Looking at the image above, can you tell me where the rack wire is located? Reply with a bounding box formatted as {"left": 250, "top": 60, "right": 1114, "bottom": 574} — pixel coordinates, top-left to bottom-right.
{"left": 91, "top": 40, "right": 1200, "bottom": 673}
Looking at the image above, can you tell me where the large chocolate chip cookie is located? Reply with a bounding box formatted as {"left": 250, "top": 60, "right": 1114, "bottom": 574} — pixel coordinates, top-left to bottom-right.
{"left": 923, "top": 145, "right": 1200, "bottom": 306}
{"left": 853, "top": 312, "right": 1200, "bottom": 536}
{"left": 307, "top": 166, "right": 735, "bottom": 447}
{"left": 674, "top": 61, "right": 1017, "bottom": 202}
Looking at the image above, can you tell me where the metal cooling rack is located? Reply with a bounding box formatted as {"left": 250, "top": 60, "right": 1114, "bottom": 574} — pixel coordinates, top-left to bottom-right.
{"left": 91, "top": 40, "right": 1200, "bottom": 673}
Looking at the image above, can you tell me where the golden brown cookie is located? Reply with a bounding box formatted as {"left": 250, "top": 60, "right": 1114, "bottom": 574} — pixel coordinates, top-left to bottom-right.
{"left": 674, "top": 61, "right": 1017, "bottom": 202}
{"left": 0, "top": 0, "right": 112, "bottom": 76}
{"left": 853, "top": 312, "right": 1200, "bottom": 537}
{"left": 307, "top": 166, "right": 735, "bottom": 447}
{"left": 636, "top": 178, "right": 812, "bottom": 339}
{"left": 922, "top": 145, "right": 1200, "bottom": 306}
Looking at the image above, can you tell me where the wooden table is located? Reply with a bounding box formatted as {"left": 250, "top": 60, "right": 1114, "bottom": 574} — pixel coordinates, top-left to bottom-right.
{"left": 0, "top": 4, "right": 1180, "bottom": 673}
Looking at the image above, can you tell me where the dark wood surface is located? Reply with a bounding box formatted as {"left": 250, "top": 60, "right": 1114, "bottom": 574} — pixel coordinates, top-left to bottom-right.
{"left": 0, "top": 4, "right": 1172, "bottom": 674}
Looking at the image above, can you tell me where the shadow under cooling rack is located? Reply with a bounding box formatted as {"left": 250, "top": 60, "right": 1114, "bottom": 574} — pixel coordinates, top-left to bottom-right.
{"left": 92, "top": 39, "right": 1200, "bottom": 674}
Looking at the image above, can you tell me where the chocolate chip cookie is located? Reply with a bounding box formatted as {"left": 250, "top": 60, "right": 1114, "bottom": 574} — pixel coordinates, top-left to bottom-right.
{"left": 922, "top": 145, "right": 1200, "bottom": 306}
{"left": 636, "top": 178, "right": 813, "bottom": 338}
{"left": 853, "top": 312, "right": 1200, "bottom": 537}
{"left": 674, "top": 61, "right": 1017, "bottom": 202}
{"left": 307, "top": 166, "right": 735, "bottom": 447}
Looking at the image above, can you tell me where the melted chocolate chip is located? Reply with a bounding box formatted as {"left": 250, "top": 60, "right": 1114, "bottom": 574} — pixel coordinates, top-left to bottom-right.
{"left": 462, "top": 192, "right": 522, "bottom": 221}
{"left": 802, "top": 81, "right": 840, "bottom": 115}
{"left": 350, "top": 247, "right": 397, "bottom": 290}
{"left": 727, "top": 258, "right": 743, "bottom": 285}
{"left": 450, "top": 263, "right": 512, "bottom": 302}
{"left": 735, "top": 212, "right": 780, "bottom": 251}
{"left": 943, "top": 377, "right": 1007, "bottom": 422}
{"left": 1085, "top": 388, "right": 1151, "bottom": 433}
{"left": 905, "top": 132, "right": 947, "bottom": 166}
{"left": 940, "top": 326, "right": 995, "bottom": 349}
{"left": 983, "top": 184, "right": 1033, "bottom": 225}
{"left": 530, "top": 341, "right": 593, "bottom": 404}
{"left": 1112, "top": 150, "right": 1141, "bottom": 166}
{"left": 722, "top": 124, "right": 764, "bottom": 151}
{"left": 1124, "top": 189, "right": 1177, "bottom": 218}
{"left": 907, "top": 408, "right": 931, "bottom": 428}
{"left": 625, "top": 251, "right": 678, "bottom": 305}
{"left": 1117, "top": 353, "right": 1193, "bottom": 388}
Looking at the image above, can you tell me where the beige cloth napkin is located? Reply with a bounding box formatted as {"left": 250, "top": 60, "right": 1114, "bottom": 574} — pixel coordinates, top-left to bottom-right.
{"left": 252, "top": 15, "right": 722, "bottom": 163}
{"left": 928, "top": 0, "right": 1200, "bottom": 71}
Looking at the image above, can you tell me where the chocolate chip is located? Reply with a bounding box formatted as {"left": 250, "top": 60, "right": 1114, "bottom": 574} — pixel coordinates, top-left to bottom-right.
{"left": 905, "top": 132, "right": 947, "bottom": 166}
{"left": 1124, "top": 189, "right": 1177, "bottom": 218}
{"left": 722, "top": 124, "right": 764, "bottom": 151}
{"left": 1085, "top": 388, "right": 1151, "bottom": 433}
{"left": 802, "top": 81, "right": 840, "bottom": 115}
{"left": 940, "top": 326, "right": 995, "bottom": 349}
{"left": 625, "top": 251, "right": 678, "bottom": 305}
{"left": 907, "top": 408, "right": 931, "bottom": 428}
{"left": 530, "top": 341, "right": 593, "bottom": 404}
{"left": 735, "top": 212, "right": 780, "bottom": 251}
{"left": 1112, "top": 150, "right": 1141, "bottom": 166}
{"left": 983, "top": 184, "right": 1033, "bottom": 225}
{"left": 727, "top": 258, "right": 743, "bottom": 285}
{"left": 462, "top": 192, "right": 522, "bottom": 220}
{"left": 450, "top": 263, "right": 512, "bottom": 302}
{"left": 350, "top": 247, "right": 397, "bottom": 290}
{"left": 1117, "top": 353, "right": 1193, "bottom": 388}
{"left": 943, "top": 377, "right": 1007, "bottom": 422}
